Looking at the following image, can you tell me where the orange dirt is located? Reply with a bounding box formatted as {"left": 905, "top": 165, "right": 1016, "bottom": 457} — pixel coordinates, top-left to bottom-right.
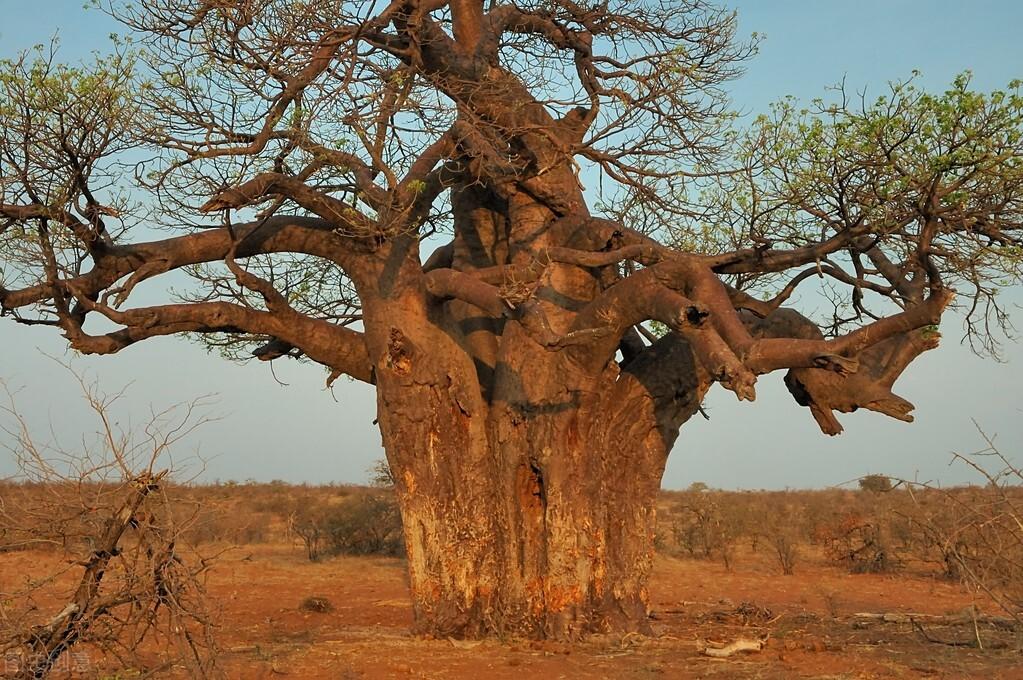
{"left": 3, "top": 545, "right": 1021, "bottom": 679}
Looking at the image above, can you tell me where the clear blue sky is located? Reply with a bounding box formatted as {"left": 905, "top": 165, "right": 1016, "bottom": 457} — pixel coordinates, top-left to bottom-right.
{"left": 1, "top": 1, "right": 1021, "bottom": 488}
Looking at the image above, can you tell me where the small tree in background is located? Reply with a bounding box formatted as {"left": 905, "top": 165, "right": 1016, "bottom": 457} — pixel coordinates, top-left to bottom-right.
{"left": 761, "top": 500, "right": 802, "bottom": 576}
{"left": 859, "top": 474, "right": 894, "bottom": 493}
{"left": 368, "top": 458, "right": 396, "bottom": 490}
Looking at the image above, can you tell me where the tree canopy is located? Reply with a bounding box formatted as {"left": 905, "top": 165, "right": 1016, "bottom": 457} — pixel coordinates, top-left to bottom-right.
{"left": 2, "top": 4, "right": 1019, "bottom": 399}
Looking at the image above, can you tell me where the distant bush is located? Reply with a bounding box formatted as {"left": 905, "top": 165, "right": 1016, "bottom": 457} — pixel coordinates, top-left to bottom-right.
{"left": 858, "top": 474, "right": 893, "bottom": 493}
{"left": 671, "top": 492, "right": 739, "bottom": 570}
{"left": 324, "top": 493, "right": 404, "bottom": 557}
{"left": 179, "top": 501, "right": 273, "bottom": 545}
{"left": 823, "top": 513, "right": 901, "bottom": 574}
{"left": 293, "top": 491, "right": 404, "bottom": 561}
{"left": 6, "top": 454, "right": 1018, "bottom": 622}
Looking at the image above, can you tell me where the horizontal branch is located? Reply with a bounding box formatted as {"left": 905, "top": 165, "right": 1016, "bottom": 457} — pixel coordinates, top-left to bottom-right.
{"left": 423, "top": 267, "right": 612, "bottom": 349}
{"left": 423, "top": 268, "right": 507, "bottom": 317}
{"left": 1, "top": 216, "right": 374, "bottom": 312}
{"left": 743, "top": 289, "right": 953, "bottom": 375}
{"left": 64, "top": 293, "right": 373, "bottom": 384}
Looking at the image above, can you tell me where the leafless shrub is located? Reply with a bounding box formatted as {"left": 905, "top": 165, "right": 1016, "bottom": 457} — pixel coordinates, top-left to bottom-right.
{"left": 899, "top": 430, "right": 1023, "bottom": 623}
{"left": 178, "top": 496, "right": 273, "bottom": 545}
{"left": 291, "top": 491, "right": 404, "bottom": 562}
{"left": 671, "top": 493, "right": 739, "bottom": 570}
{"left": 767, "top": 530, "right": 799, "bottom": 576}
{"left": 758, "top": 497, "right": 803, "bottom": 575}
{"left": 823, "top": 513, "right": 902, "bottom": 574}
{"left": 0, "top": 370, "right": 221, "bottom": 678}
{"left": 368, "top": 459, "right": 396, "bottom": 489}
{"left": 293, "top": 508, "right": 327, "bottom": 562}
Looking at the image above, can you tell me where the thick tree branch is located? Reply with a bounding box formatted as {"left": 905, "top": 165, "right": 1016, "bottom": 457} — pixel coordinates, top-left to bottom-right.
{"left": 423, "top": 268, "right": 507, "bottom": 318}
{"left": 1, "top": 217, "right": 375, "bottom": 313}
{"left": 62, "top": 290, "right": 373, "bottom": 384}
{"left": 743, "top": 289, "right": 952, "bottom": 375}
{"left": 450, "top": 0, "right": 486, "bottom": 55}
{"left": 423, "top": 267, "right": 611, "bottom": 349}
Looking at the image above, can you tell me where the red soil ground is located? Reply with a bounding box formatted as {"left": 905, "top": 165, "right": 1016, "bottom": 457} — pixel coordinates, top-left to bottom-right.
{"left": 3, "top": 545, "right": 1021, "bottom": 679}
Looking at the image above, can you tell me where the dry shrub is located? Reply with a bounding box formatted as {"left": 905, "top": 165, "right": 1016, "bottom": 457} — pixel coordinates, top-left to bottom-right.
{"left": 755, "top": 494, "right": 804, "bottom": 576}
{"left": 177, "top": 495, "right": 273, "bottom": 545}
{"left": 653, "top": 457, "right": 1018, "bottom": 600}
{"left": 294, "top": 509, "right": 327, "bottom": 561}
{"left": 324, "top": 493, "right": 403, "bottom": 557}
{"left": 299, "top": 596, "right": 334, "bottom": 614}
{"left": 0, "top": 371, "right": 220, "bottom": 679}
{"left": 772, "top": 537, "right": 798, "bottom": 575}
{"left": 293, "top": 491, "right": 404, "bottom": 561}
{"left": 823, "top": 513, "right": 901, "bottom": 574}
{"left": 900, "top": 433, "right": 1023, "bottom": 623}
{"left": 671, "top": 492, "right": 739, "bottom": 570}
{"left": 666, "top": 490, "right": 812, "bottom": 573}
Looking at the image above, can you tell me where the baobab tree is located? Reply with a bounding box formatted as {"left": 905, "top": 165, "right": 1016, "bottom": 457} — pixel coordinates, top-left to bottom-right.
{"left": 2, "top": 0, "right": 1022, "bottom": 639}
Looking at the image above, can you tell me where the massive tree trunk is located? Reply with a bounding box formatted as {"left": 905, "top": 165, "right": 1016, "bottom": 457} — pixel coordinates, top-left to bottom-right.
{"left": 376, "top": 327, "right": 707, "bottom": 639}
{"left": 362, "top": 167, "right": 715, "bottom": 638}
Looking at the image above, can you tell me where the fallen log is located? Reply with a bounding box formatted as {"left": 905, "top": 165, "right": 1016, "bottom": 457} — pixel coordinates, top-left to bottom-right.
{"left": 850, "top": 611, "right": 1019, "bottom": 630}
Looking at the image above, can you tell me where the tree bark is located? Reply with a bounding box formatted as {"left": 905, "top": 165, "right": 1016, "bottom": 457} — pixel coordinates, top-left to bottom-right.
{"left": 344, "top": 123, "right": 730, "bottom": 635}
{"left": 377, "top": 332, "right": 708, "bottom": 639}
{"left": 365, "top": 177, "right": 711, "bottom": 637}
{"left": 378, "top": 371, "right": 670, "bottom": 638}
